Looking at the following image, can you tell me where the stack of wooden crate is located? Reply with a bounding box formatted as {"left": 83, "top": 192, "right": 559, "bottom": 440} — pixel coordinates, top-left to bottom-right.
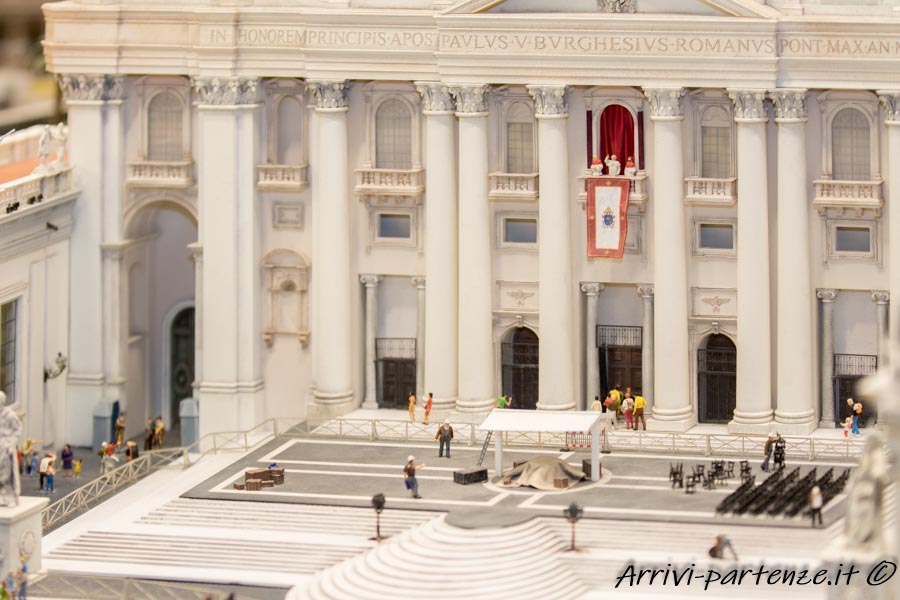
{"left": 234, "top": 466, "right": 287, "bottom": 491}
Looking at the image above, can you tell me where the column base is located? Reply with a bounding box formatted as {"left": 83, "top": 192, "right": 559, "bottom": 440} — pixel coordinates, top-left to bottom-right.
{"left": 361, "top": 398, "right": 379, "bottom": 411}
{"left": 536, "top": 401, "right": 577, "bottom": 411}
{"left": 819, "top": 419, "right": 838, "bottom": 429}
{"left": 308, "top": 389, "right": 356, "bottom": 423}
{"left": 773, "top": 410, "right": 818, "bottom": 435}
{"left": 430, "top": 396, "right": 457, "bottom": 413}
{"left": 66, "top": 373, "right": 106, "bottom": 447}
{"left": 646, "top": 415, "right": 696, "bottom": 432}
{"left": 0, "top": 496, "right": 48, "bottom": 577}
{"left": 455, "top": 396, "right": 494, "bottom": 413}
{"left": 727, "top": 420, "right": 773, "bottom": 435}
{"left": 729, "top": 409, "right": 774, "bottom": 434}
{"left": 198, "top": 381, "right": 265, "bottom": 445}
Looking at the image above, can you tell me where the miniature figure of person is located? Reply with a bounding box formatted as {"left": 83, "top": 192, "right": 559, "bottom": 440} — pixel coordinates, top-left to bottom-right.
{"left": 101, "top": 451, "right": 119, "bottom": 475}
{"left": 423, "top": 393, "right": 433, "bottom": 425}
{"left": 74, "top": 459, "right": 82, "bottom": 479}
{"left": 602, "top": 393, "right": 617, "bottom": 428}
{"left": 761, "top": 432, "right": 777, "bottom": 472}
{"left": 144, "top": 419, "right": 154, "bottom": 451}
{"left": 0, "top": 392, "right": 22, "bottom": 507}
{"left": 809, "top": 485, "right": 824, "bottom": 527}
{"left": 4, "top": 571, "right": 15, "bottom": 600}
{"left": 506, "top": 396, "right": 513, "bottom": 408}
{"left": 115, "top": 412, "right": 126, "bottom": 445}
{"left": 29, "top": 453, "right": 38, "bottom": 478}
{"left": 624, "top": 155, "right": 636, "bottom": 177}
{"left": 497, "top": 395, "right": 509, "bottom": 409}
{"left": 708, "top": 534, "right": 738, "bottom": 560}
{"left": 590, "top": 154, "right": 603, "bottom": 176}
{"left": 772, "top": 433, "right": 786, "bottom": 470}
{"left": 154, "top": 416, "right": 165, "bottom": 447}
{"left": 1, "top": 579, "right": 10, "bottom": 600}
{"left": 633, "top": 394, "right": 647, "bottom": 431}
{"left": 604, "top": 154, "right": 621, "bottom": 177}
{"left": 61, "top": 444, "right": 74, "bottom": 478}
{"left": 436, "top": 419, "right": 454, "bottom": 458}
{"left": 125, "top": 440, "right": 139, "bottom": 462}
{"left": 45, "top": 460, "right": 56, "bottom": 494}
{"left": 407, "top": 392, "right": 416, "bottom": 423}
{"left": 403, "top": 456, "right": 426, "bottom": 499}
{"left": 610, "top": 385, "right": 623, "bottom": 420}
{"left": 38, "top": 453, "right": 52, "bottom": 493}
{"left": 15, "top": 568, "right": 26, "bottom": 600}
{"left": 847, "top": 398, "right": 862, "bottom": 435}
{"left": 843, "top": 415, "right": 853, "bottom": 438}
{"left": 622, "top": 393, "right": 635, "bottom": 430}
{"left": 590, "top": 396, "right": 602, "bottom": 411}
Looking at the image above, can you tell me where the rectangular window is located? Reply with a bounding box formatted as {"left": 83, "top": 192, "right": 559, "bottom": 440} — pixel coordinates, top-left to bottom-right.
{"left": 506, "top": 122, "right": 535, "bottom": 174}
{"left": 504, "top": 218, "right": 537, "bottom": 244}
{"left": 0, "top": 300, "right": 17, "bottom": 405}
{"left": 378, "top": 214, "right": 411, "bottom": 239}
{"left": 701, "top": 125, "right": 731, "bottom": 179}
{"left": 698, "top": 223, "right": 734, "bottom": 250}
{"left": 835, "top": 226, "right": 871, "bottom": 253}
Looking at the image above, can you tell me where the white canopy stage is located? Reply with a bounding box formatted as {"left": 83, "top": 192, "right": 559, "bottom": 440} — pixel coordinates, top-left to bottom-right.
{"left": 477, "top": 410, "right": 613, "bottom": 482}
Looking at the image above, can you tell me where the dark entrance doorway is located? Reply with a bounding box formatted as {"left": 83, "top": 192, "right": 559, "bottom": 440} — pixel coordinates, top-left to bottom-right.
{"left": 501, "top": 328, "right": 539, "bottom": 410}
{"left": 376, "top": 338, "right": 416, "bottom": 409}
{"left": 597, "top": 325, "right": 642, "bottom": 398}
{"left": 833, "top": 354, "right": 876, "bottom": 427}
{"left": 697, "top": 334, "right": 736, "bottom": 423}
{"left": 170, "top": 307, "right": 195, "bottom": 426}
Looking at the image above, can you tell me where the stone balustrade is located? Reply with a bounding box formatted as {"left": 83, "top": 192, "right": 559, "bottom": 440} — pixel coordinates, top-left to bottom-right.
{"left": 0, "top": 167, "right": 75, "bottom": 219}
{"left": 0, "top": 127, "right": 43, "bottom": 167}
{"left": 683, "top": 176, "right": 738, "bottom": 207}
{"left": 257, "top": 163, "right": 309, "bottom": 192}
{"left": 488, "top": 172, "right": 539, "bottom": 201}
{"left": 576, "top": 171, "right": 649, "bottom": 212}
{"left": 126, "top": 160, "right": 194, "bottom": 189}
{"left": 354, "top": 167, "right": 425, "bottom": 200}
{"left": 812, "top": 178, "right": 883, "bottom": 216}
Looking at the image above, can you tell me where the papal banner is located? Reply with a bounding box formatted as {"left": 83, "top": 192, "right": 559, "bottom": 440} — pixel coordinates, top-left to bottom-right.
{"left": 586, "top": 178, "right": 630, "bottom": 259}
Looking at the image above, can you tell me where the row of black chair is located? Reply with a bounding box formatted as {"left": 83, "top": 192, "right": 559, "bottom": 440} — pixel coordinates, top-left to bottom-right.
{"left": 4, "top": 193, "right": 44, "bottom": 215}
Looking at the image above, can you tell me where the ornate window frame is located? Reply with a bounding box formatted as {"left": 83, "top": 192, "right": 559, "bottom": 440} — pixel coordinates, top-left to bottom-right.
{"left": 688, "top": 91, "right": 735, "bottom": 178}
{"left": 362, "top": 84, "right": 422, "bottom": 170}
{"left": 825, "top": 218, "right": 880, "bottom": 265}
{"left": 817, "top": 91, "right": 881, "bottom": 181}
{"left": 136, "top": 77, "right": 191, "bottom": 161}
{"left": 692, "top": 218, "right": 737, "bottom": 258}
{"left": 496, "top": 210, "right": 538, "bottom": 251}
{"left": 262, "top": 249, "right": 310, "bottom": 348}
{"left": 367, "top": 205, "right": 419, "bottom": 252}
{"left": 584, "top": 87, "right": 644, "bottom": 169}
{"left": 492, "top": 88, "right": 537, "bottom": 174}
{"left": 264, "top": 79, "right": 307, "bottom": 166}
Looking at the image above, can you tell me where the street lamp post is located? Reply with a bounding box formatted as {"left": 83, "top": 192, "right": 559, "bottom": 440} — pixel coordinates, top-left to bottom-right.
{"left": 370, "top": 493, "right": 386, "bottom": 542}
{"left": 563, "top": 502, "right": 583, "bottom": 552}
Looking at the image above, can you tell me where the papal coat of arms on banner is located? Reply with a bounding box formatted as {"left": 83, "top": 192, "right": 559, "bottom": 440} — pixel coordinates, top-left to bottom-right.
{"left": 586, "top": 178, "right": 630, "bottom": 258}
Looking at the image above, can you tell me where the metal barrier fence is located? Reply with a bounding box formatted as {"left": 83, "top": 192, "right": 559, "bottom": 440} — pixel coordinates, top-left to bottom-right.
{"left": 28, "top": 572, "right": 242, "bottom": 600}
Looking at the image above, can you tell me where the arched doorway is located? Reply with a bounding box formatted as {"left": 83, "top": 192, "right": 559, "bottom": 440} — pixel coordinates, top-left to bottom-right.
{"left": 501, "top": 328, "right": 539, "bottom": 410}
{"left": 169, "top": 306, "right": 195, "bottom": 426}
{"left": 697, "top": 334, "right": 736, "bottom": 423}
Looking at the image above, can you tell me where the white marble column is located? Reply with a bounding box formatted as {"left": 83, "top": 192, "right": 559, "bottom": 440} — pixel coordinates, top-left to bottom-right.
{"left": 192, "top": 76, "right": 265, "bottom": 437}
{"left": 414, "top": 82, "right": 458, "bottom": 413}
{"left": 307, "top": 80, "right": 355, "bottom": 417}
{"left": 727, "top": 89, "right": 774, "bottom": 433}
{"left": 879, "top": 92, "right": 900, "bottom": 346}
{"left": 188, "top": 242, "right": 203, "bottom": 398}
{"left": 411, "top": 277, "right": 426, "bottom": 401}
{"left": 818, "top": 289, "right": 838, "bottom": 428}
{"left": 873, "top": 291, "right": 890, "bottom": 424}
{"left": 528, "top": 85, "right": 575, "bottom": 411}
{"left": 643, "top": 88, "right": 694, "bottom": 431}
{"left": 449, "top": 84, "right": 494, "bottom": 413}
{"left": 637, "top": 285, "right": 655, "bottom": 411}
{"left": 306, "top": 94, "right": 319, "bottom": 406}
{"left": 581, "top": 283, "right": 604, "bottom": 410}
{"left": 360, "top": 275, "right": 381, "bottom": 410}
{"left": 771, "top": 89, "right": 817, "bottom": 434}
{"left": 57, "top": 74, "right": 126, "bottom": 447}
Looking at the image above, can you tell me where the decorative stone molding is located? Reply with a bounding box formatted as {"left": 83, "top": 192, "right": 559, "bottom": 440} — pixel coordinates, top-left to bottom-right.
{"left": 306, "top": 80, "right": 350, "bottom": 112}
{"left": 636, "top": 285, "right": 654, "bottom": 299}
{"left": 769, "top": 89, "right": 808, "bottom": 122}
{"left": 495, "top": 280, "right": 538, "bottom": 313}
{"left": 691, "top": 287, "right": 737, "bottom": 319}
{"left": 877, "top": 91, "right": 900, "bottom": 125}
{"left": 580, "top": 282, "right": 604, "bottom": 296}
{"left": 871, "top": 291, "right": 890, "bottom": 305}
{"left": 191, "top": 77, "right": 259, "bottom": 106}
{"left": 411, "top": 276, "right": 426, "bottom": 290}
{"left": 262, "top": 249, "right": 310, "bottom": 348}
{"left": 597, "top": 0, "right": 635, "bottom": 13}
{"left": 272, "top": 202, "right": 303, "bottom": 229}
{"left": 817, "top": 289, "right": 838, "bottom": 303}
{"left": 727, "top": 89, "right": 769, "bottom": 123}
{"left": 526, "top": 85, "right": 569, "bottom": 118}
{"left": 642, "top": 88, "right": 685, "bottom": 120}
{"left": 506, "top": 289, "right": 534, "bottom": 307}
{"left": 448, "top": 84, "right": 490, "bottom": 116}
{"left": 415, "top": 82, "right": 455, "bottom": 114}
{"left": 57, "top": 74, "right": 124, "bottom": 103}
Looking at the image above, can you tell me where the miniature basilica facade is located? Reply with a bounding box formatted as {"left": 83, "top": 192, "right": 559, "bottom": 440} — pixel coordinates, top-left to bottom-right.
{"left": 22, "top": 0, "right": 900, "bottom": 444}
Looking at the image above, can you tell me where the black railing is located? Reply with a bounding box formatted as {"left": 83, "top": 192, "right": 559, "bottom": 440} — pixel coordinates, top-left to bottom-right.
{"left": 596, "top": 325, "right": 642, "bottom": 348}
{"left": 376, "top": 338, "right": 416, "bottom": 360}
{"left": 833, "top": 354, "right": 876, "bottom": 377}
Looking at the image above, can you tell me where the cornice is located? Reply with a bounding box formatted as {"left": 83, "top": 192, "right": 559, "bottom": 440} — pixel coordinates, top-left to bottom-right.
{"left": 57, "top": 74, "right": 125, "bottom": 103}
{"left": 191, "top": 76, "right": 260, "bottom": 106}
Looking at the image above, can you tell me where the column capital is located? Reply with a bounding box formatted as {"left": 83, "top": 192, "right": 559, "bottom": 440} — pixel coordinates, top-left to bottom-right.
{"left": 877, "top": 91, "right": 900, "bottom": 125}
{"left": 636, "top": 285, "right": 655, "bottom": 299}
{"left": 57, "top": 74, "right": 125, "bottom": 104}
{"left": 411, "top": 276, "right": 426, "bottom": 289}
{"left": 727, "top": 89, "right": 769, "bottom": 123}
{"left": 448, "top": 84, "right": 490, "bottom": 117}
{"left": 642, "top": 88, "right": 685, "bottom": 121}
{"left": 307, "top": 80, "right": 350, "bottom": 112}
{"left": 526, "top": 85, "right": 569, "bottom": 119}
{"left": 360, "top": 274, "right": 382, "bottom": 287}
{"left": 769, "top": 89, "right": 808, "bottom": 123}
{"left": 191, "top": 76, "right": 260, "bottom": 107}
{"left": 580, "top": 282, "right": 605, "bottom": 295}
{"left": 99, "top": 242, "right": 125, "bottom": 262}
{"left": 871, "top": 290, "right": 890, "bottom": 305}
{"left": 816, "top": 288, "right": 838, "bottom": 303}
{"left": 187, "top": 242, "right": 203, "bottom": 263}
{"left": 415, "top": 82, "right": 455, "bottom": 115}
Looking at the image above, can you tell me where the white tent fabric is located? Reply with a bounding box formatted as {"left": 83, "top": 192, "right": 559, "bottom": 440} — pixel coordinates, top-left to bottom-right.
{"left": 477, "top": 409, "right": 612, "bottom": 432}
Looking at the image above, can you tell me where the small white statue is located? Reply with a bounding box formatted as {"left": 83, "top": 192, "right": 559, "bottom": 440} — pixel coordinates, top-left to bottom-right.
{"left": 37, "top": 125, "right": 52, "bottom": 168}
{"left": 52, "top": 122, "right": 68, "bottom": 166}
{"left": 604, "top": 154, "right": 621, "bottom": 177}
{"left": 0, "top": 391, "right": 22, "bottom": 507}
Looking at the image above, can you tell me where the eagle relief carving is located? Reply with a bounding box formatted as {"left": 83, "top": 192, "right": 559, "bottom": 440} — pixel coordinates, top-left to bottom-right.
{"left": 507, "top": 289, "right": 535, "bottom": 308}
{"left": 597, "top": 0, "right": 636, "bottom": 13}
{"left": 702, "top": 296, "right": 731, "bottom": 314}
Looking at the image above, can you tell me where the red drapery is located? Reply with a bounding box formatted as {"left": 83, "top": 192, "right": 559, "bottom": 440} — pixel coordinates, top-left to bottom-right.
{"left": 599, "top": 105, "right": 635, "bottom": 175}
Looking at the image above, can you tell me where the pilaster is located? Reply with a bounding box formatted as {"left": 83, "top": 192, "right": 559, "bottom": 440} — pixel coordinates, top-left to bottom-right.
{"left": 636, "top": 285, "right": 655, "bottom": 412}
{"left": 581, "top": 283, "right": 604, "bottom": 410}
{"left": 818, "top": 289, "right": 838, "bottom": 428}
{"left": 411, "top": 277, "right": 426, "bottom": 402}
{"left": 360, "top": 275, "right": 382, "bottom": 410}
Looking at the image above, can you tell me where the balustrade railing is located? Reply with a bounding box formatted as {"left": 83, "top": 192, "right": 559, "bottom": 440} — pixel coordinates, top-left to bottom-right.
{"left": 684, "top": 176, "right": 737, "bottom": 206}
{"left": 354, "top": 167, "right": 425, "bottom": 198}
{"left": 488, "top": 172, "right": 539, "bottom": 201}
{"left": 813, "top": 179, "right": 883, "bottom": 213}
{"left": 126, "top": 160, "right": 193, "bottom": 188}
{"left": 576, "top": 171, "right": 649, "bottom": 211}
{"left": 257, "top": 163, "right": 309, "bottom": 191}
{"left": 1, "top": 167, "right": 75, "bottom": 219}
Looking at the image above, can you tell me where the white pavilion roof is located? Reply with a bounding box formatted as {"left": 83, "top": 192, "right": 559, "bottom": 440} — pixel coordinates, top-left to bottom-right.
{"left": 476, "top": 409, "right": 609, "bottom": 432}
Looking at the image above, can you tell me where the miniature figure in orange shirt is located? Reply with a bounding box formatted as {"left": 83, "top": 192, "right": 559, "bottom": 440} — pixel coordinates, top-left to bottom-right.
{"left": 424, "top": 393, "right": 433, "bottom": 425}
{"left": 408, "top": 392, "right": 416, "bottom": 423}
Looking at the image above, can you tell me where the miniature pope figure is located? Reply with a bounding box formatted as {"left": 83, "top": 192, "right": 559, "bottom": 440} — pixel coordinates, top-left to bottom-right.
{"left": 590, "top": 154, "right": 603, "bottom": 176}
{"left": 0, "top": 391, "right": 22, "bottom": 507}
{"left": 624, "top": 156, "right": 636, "bottom": 177}
{"left": 604, "top": 154, "right": 621, "bottom": 177}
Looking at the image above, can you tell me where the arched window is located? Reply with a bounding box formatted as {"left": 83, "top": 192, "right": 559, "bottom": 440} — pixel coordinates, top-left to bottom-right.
{"left": 506, "top": 102, "right": 535, "bottom": 173}
{"left": 832, "top": 108, "right": 870, "bottom": 181}
{"left": 147, "top": 91, "right": 183, "bottom": 161}
{"left": 598, "top": 104, "right": 635, "bottom": 174}
{"left": 700, "top": 106, "right": 732, "bottom": 179}
{"left": 375, "top": 99, "right": 412, "bottom": 169}
{"left": 276, "top": 96, "right": 303, "bottom": 164}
